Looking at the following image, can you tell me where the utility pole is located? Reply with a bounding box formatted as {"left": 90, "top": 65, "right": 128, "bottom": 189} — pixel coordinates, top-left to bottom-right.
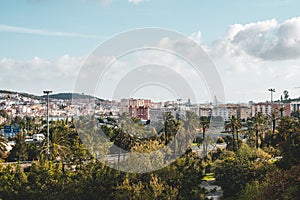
{"left": 43, "top": 90, "right": 52, "bottom": 159}
{"left": 268, "top": 88, "right": 275, "bottom": 103}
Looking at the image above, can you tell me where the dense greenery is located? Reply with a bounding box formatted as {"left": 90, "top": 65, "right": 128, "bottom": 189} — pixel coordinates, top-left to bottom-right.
{"left": 212, "top": 113, "right": 300, "bottom": 199}
{"left": 0, "top": 110, "right": 299, "bottom": 199}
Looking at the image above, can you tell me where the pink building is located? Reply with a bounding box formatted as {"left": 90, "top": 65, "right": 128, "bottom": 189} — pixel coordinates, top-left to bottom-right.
{"left": 126, "top": 98, "right": 152, "bottom": 120}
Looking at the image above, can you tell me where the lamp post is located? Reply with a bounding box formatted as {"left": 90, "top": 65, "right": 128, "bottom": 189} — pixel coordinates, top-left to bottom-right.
{"left": 43, "top": 90, "right": 52, "bottom": 159}
{"left": 268, "top": 88, "right": 275, "bottom": 103}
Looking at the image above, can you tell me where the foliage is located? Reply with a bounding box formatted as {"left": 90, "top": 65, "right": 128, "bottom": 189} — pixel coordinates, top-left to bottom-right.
{"left": 214, "top": 144, "right": 273, "bottom": 198}
{"left": 225, "top": 115, "right": 242, "bottom": 151}
{"left": 239, "top": 164, "right": 300, "bottom": 200}
{"left": 0, "top": 135, "right": 7, "bottom": 159}
{"left": 1, "top": 113, "right": 299, "bottom": 199}
{"left": 7, "top": 133, "right": 28, "bottom": 161}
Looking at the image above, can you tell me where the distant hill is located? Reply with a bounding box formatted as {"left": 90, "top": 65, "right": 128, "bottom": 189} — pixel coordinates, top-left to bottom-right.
{"left": 41, "top": 93, "right": 104, "bottom": 101}
{"left": 0, "top": 90, "right": 103, "bottom": 101}
{"left": 0, "top": 90, "right": 41, "bottom": 100}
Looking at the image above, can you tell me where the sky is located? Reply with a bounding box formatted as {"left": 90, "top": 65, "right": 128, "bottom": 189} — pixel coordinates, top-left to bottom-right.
{"left": 1, "top": 0, "right": 300, "bottom": 103}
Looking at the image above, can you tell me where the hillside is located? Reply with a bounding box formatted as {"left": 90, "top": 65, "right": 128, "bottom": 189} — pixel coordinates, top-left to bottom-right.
{"left": 41, "top": 92, "right": 104, "bottom": 101}
{"left": 0, "top": 90, "right": 41, "bottom": 100}
{"left": 0, "top": 90, "right": 103, "bottom": 101}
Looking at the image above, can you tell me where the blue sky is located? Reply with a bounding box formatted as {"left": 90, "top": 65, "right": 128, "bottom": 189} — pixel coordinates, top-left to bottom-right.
{"left": 1, "top": 0, "right": 300, "bottom": 102}
{"left": 2, "top": 0, "right": 299, "bottom": 59}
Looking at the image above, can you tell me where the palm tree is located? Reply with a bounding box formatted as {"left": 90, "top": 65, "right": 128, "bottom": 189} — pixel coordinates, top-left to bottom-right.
{"left": 277, "top": 116, "right": 297, "bottom": 143}
{"left": 225, "top": 115, "right": 242, "bottom": 151}
{"left": 279, "top": 106, "right": 285, "bottom": 118}
{"left": 40, "top": 125, "right": 70, "bottom": 161}
{"left": 199, "top": 116, "right": 210, "bottom": 156}
{"left": 251, "top": 112, "right": 268, "bottom": 149}
{"left": 235, "top": 118, "right": 242, "bottom": 148}
{"left": 269, "top": 112, "right": 277, "bottom": 134}
{"left": 163, "top": 112, "right": 180, "bottom": 158}
{"left": 200, "top": 116, "right": 210, "bottom": 141}
{"left": 182, "top": 111, "right": 199, "bottom": 151}
{"left": 0, "top": 135, "right": 7, "bottom": 158}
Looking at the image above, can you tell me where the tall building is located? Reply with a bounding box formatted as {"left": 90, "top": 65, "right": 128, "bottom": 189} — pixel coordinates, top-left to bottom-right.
{"left": 119, "top": 98, "right": 152, "bottom": 120}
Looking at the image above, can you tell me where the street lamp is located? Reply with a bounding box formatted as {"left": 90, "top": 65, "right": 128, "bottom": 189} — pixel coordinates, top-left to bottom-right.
{"left": 268, "top": 88, "right": 275, "bottom": 103}
{"left": 176, "top": 99, "right": 182, "bottom": 120}
{"left": 177, "top": 99, "right": 182, "bottom": 111}
{"left": 43, "top": 90, "right": 52, "bottom": 159}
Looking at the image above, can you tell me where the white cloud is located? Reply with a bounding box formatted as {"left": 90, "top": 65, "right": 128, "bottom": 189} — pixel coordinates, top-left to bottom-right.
{"left": 189, "top": 31, "right": 202, "bottom": 44}
{"left": 0, "top": 24, "right": 99, "bottom": 38}
{"left": 212, "top": 17, "right": 300, "bottom": 61}
{"left": 0, "top": 55, "right": 84, "bottom": 93}
{"left": 206, "top": 17, "right": 300, "bottom": 102}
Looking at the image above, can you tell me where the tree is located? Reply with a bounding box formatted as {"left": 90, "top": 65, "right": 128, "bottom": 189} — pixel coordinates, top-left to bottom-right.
{"left": 0, "top": 135, "right": 7, "bottom": 159}
{"left": 199, "top": 116, "right": 210, "bottom": 157}
{"left": 250, "top": 113, "right": 268, "bottom": 149}
{"left": 269, "top": 111, "right": 277, "bottom": 134}
{"left": 182, "top": 111, "right": 199, "bottom": 151}
{"left": 40, "top": 125, "right": 70, "bottom": 161}
{"left": 225, "top": 116, "right": 242, "bottom": 151}
{"left": 215, "top": 145, "right": 273, "bottom": 198}
{"left": 283, "top": 90, "right": 289, "bottom": 101}
{"left": 239, "top": 164, "right": 300, "bottom": 200}
{"left": 7, "top": 133, "right": 28, "bottom": 161}
{"left": 276, "top": 116, "right": 300, "bottom": 169}
{"left": 199, "top": 116, "right": 210, "bottom": 141}
{"left": 0, "top": 109, "right": 8, "bottom": 119}
{"left": 163, "top": 112, "right": 180, "bottom": 144}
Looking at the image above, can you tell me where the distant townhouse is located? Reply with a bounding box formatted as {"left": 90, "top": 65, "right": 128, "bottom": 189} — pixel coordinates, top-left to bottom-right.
{"left": 251, "top": 102, "right": 291, "bottom": 117}
{"left": 198, "top": 105, "right": 213, "bottom": 118}
{"left": 290, "top": 101, "right": 300, "bottom": 113}
{"left": 211, "top": 104, "right": 251, "bottom": 121}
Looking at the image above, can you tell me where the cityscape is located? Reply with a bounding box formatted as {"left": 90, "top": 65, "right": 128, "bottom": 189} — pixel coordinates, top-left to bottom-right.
{"left": 1, "top": 89, "right": 300, "bottom": 126}
{"left": 1, "top": 0, "right": 300, "bottom": 200}
{"left": 0, "top": 88, "right": 299, "bottom": 199}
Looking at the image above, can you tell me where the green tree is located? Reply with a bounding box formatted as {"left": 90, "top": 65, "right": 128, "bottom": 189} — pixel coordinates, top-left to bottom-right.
{"left": 276, "top": 116, "right": 300, "bottom": 169}
{"left": 200, "top": 116, "right": 210, "bottom": 140}
{"left": 225, "top": 115, "right": 242, "bottom": 151}
{"left": 215, "top": 144, "right": 272, "bottom": 198}
{"left": 250, "top": 113, "right": 268, "bottom": 149}
{"left": 7, "top": 133, "right": 28, "bottom": 161}
{"left": 0, "top": 135, "right": 7, "bottom": 159}
{"left": 283, "top": 90, "right": 289, "bottom": 101}
{"left": 199, "top": 116, "right": 210, "bottom": 158}
{"left": 239, "top": 164, "right": 300, "bottom": 200}
{"left": 40, "top": 125, "right": 71, "bottom": 161}
{"left": 0, "top": 109, "right": 8, "bottom": 119}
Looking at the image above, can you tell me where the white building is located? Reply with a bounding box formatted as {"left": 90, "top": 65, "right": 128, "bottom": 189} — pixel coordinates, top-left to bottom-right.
{"left": 290, "top": 101, "right": 300, "bottom": 113}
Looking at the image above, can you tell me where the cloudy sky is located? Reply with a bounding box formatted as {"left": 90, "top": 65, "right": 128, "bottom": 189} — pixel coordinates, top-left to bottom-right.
{"left": 1, "top": 0, "right": 300, "bottom": 103}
